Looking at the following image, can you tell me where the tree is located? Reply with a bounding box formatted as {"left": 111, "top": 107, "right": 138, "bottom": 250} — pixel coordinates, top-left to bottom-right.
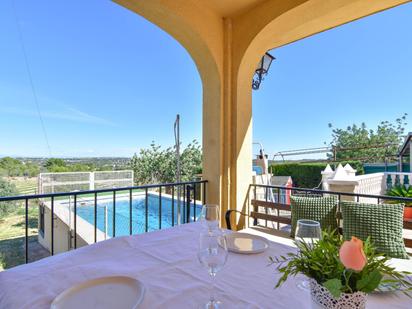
{"left": 24, "top": 163, "right": 40, "bottom": 177}
{"left": 44, "top": 158, "right": 66, "bottom": 169}
{"left": 180, "top": 140, "right": 202, "bottom": 181}
{"left": 327, "top": 114, "right": 408, "bottom": 163}
{"left": 44, "top": 158, "right": 72, "bottom": 172}
{"left": 0, "top": 158, "right": 41, "bottom": 177}
{"left": 0, "top": 179, "right": 18, "bottom": 217}
{"left": 0, "top": 157, "right": 23, "bottom": 177}
{"left": 130, "top": 140, "right": 202, "bottom": 185}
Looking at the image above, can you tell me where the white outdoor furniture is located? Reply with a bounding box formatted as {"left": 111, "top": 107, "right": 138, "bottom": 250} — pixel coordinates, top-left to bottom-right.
{"left": 0, "top": 222, "right": 411, "bottom": 308}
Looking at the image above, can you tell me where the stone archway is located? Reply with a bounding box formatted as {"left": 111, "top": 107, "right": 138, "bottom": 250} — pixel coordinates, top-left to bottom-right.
{"left": 115, "top": 0, "right": 410, "bottom": 228}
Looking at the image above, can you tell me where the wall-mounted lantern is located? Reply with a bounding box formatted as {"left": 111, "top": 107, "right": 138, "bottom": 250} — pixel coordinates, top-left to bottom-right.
{"left": 252, "top": 52, "right": 275, "bottom": 90}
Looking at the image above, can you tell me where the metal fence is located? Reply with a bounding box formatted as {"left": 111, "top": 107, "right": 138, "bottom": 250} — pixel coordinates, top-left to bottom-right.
{"left": 0, "top": 180, "right": 207, "bottom": 266}
{"left": 238, "top": 184, "right": 412, "bottom": 249}
{"left": 38, "top": 170, "right": 134, "bottom": 194}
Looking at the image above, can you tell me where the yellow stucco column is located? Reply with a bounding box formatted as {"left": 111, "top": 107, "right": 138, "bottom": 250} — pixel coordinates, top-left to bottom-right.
{"left": 114, "top": 0, "right": 410, "bottom": 229}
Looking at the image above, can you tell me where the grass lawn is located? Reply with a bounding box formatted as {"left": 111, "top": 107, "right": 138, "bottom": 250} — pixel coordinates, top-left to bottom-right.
{"left": 0, "top": 201, "right": 48, "bottom": 271}
{"left": 7, "top": 177, "right": 37, "bottom": 195}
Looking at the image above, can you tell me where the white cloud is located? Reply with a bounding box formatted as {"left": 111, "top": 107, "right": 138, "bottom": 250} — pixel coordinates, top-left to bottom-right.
{"left": 0, "top": 82, "right": 116, "bottom": 126}
{"left": 0, "top": 83, "right": 116, "bottom": 126}
{"left": 0, "top": 106, "right": 116, "bottom": 126}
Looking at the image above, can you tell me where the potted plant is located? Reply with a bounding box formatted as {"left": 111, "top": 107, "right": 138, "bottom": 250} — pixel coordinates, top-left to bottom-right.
{"left": 386, "top": 185, "right": 412, "bottom": 220}
{"left": 271, "top": 230, "right": 412, "bottom": 309}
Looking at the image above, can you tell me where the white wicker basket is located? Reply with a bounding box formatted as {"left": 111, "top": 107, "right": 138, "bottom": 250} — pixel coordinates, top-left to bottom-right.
{"left": 309, "top": 279, "right": 367, "bottom": 309}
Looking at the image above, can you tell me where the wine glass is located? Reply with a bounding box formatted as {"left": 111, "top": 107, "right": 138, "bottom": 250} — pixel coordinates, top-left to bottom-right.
{"left": 197, "top": 230, "right": 228, "bottom": 309}
{"left": 200, "top": 204, "right": 220, "bottom": 233}
{"left": 295, "top": 219, "right": 322, "bottom": 290}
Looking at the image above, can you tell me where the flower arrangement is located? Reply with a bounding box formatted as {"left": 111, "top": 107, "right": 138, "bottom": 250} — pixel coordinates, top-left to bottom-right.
{"left": 271, "top": 230, "right": 412, "bottom": 307}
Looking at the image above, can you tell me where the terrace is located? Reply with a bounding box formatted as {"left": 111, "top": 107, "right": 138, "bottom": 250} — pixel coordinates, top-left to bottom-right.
{"left": 1, "top": 0, "right": 412, "bottom": 308}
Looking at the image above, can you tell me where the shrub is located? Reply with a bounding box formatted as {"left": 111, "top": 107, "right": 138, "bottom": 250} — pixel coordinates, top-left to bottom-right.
{"left": 386, "top": 185, "right": 412, "bottom": 207}
{"left": 0, "top": 179, "right": 19, "bottom": 217}
{"left": 269, "top": 161, "right": 364, "bottom": 189}
{"left": 130, "top": 140, "right": 202, "bottom": 185}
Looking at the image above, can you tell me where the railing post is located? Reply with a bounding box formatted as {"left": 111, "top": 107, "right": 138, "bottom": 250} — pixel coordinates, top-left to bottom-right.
{"left": 113, "top": 191, "right": 116, "bottom": 237}
{"left": 129, "top": 189, "right": 133, "bottom": 235}
{"left": 182, "top": 184, "right": 186, "bottom": 224}
{"left": 104, "top": 205, "right": 108, "bottom": 240}
{"left": 177, "top": 185, "right": 182, "bottom": 225}
{"left": 25, "top": 199, "right": 28, "bottom": 264}
{"left": 145, "top": 188, "right": 148, "bottom": 232}
{"left": 74, "top": 194, "right": 77, "bottom": 249}
{"left": 89, "top": 172, "right": 95, "bottom": 191}
{"left": 193, "top": 184, "right": 197, "bottom": 221}
{"left": 202, "top": 181, "right": 206, "bottom": 205}
{"left": 277, "top": 188, "right": 280, "bottom": 230}
{"left": 186, "top": 184, "right": 192, "bottom": 223}
{"left": 159, "top": 186, "right": 162, "bottom": 230}
{"left": 265, "top": 185, "right": 268, "bottom": 227}
{"left": 171, "top": 186, "right": 175, "bottom": 226}
{"left": 94, "top": 193, "right": 97, "bottom": 243}
{"left": 51, "top": 196, "right": 54, "bottom": 255}
{"left": 253, "top": 185, "right": 258, "bottom": 226}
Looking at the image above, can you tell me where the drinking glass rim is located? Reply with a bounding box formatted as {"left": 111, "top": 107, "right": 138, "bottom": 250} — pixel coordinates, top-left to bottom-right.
{"left": 199, "top": 229, "right": 226, "bottom": 237}
{"left": 297, "top": 219, "right": 320, "bottom": 227}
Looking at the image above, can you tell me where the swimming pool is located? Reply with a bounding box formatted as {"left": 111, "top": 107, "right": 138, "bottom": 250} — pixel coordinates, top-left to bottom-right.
{"left": 75, "top": 194, "right": 202, "bottom": 237}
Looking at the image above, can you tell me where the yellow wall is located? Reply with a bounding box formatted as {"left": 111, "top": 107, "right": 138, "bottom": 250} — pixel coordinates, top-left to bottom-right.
{"left": 114, "top": 0, "right": 410, "bottom": 228}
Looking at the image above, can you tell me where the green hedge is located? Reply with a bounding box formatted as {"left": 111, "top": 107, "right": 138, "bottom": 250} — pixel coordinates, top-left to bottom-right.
{"left": 269, "top": 161, "right": 364, "bottom": 189}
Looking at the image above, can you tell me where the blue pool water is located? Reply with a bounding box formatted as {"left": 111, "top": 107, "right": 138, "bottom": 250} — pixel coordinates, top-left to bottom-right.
{"left": 76, "top": 194, "right": 202, "bottom": 237}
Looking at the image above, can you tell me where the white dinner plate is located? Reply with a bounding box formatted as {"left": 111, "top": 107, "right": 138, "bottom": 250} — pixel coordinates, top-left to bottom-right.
{"left": 224, "top": 232, "right": 269, "bottom": 254}
{"left": 50, "top": 276, "right": 145, "bottom": 309}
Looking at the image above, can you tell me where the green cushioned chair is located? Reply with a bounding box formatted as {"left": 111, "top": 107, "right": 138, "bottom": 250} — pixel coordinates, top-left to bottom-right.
{"left": 341, "top": 201, "right": 408, "bottom": 259}
{"left": 290, "top": 195, "right": 338, "bottom": 238}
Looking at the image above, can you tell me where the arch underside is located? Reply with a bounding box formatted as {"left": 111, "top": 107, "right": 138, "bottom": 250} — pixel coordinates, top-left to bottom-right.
{"left": 114, "top": 0, "right": 410, "bottom": 227}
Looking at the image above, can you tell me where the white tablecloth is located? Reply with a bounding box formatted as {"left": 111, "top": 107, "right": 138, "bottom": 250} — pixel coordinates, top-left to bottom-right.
{"left": 0, "top": 222, "right": 411, "bottom": 308}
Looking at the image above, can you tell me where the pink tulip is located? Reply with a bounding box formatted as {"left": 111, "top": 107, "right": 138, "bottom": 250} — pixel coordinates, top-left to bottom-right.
{"left": 339, "top": 237, "right": 367, "bottom": 271}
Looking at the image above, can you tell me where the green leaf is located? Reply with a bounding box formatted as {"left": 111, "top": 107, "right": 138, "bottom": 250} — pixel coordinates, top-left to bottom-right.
{"left": 356, "top": 270, "right": 383, "bottom": 293}
{"left": 323, "top": 278, "right": 343, "bottom": 298}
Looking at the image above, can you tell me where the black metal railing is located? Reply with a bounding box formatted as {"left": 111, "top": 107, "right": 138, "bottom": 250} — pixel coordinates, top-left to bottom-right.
{"left": 243, "top": 184, "right": 412, "bottom": 248}
{"left": 249, "top": 183, "right": 412, "bottom": 204}
{"left": 0, "top": 180, "right": 207, "bottom": 266}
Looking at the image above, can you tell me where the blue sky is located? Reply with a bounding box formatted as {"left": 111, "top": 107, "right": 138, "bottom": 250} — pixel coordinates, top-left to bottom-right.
{"left": 1, "top": 1, "right": 411, "bottom": 158}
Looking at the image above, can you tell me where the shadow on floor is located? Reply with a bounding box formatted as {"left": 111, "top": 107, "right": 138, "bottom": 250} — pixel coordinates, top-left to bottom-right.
{"left": 0, "top": 235, "right": 50, "bottom": 270}
{"left": 12, "top": 217, "right": 38, "bottom": 229}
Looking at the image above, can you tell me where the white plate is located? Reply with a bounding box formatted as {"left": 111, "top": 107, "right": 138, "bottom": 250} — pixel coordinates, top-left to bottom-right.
{"left": 373, "top": 275, "right": 411, "bottom": 294}
{"left": 224, "top": 232, "right": 269, "bottom": 254}
{"left": 51, "top": 276, "right": 145, "bottom": 309}
{"left": 374, "top": 281, "right": 402, "bottom": 293}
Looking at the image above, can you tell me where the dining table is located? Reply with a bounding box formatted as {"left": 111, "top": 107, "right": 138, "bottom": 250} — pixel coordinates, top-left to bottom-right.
{"left": 0, "top": 222, "right": 411, "bottom": 308}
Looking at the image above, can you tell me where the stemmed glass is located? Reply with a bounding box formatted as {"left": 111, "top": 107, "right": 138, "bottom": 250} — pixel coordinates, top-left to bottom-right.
{"left": 197, "top": 230, "right": 228, "bottom": 309}
{"left": 295, "top": 219, "right": 322, "bottom": 290}
{"left": 200, "top": 204, "right": 220, "bottom": 233}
